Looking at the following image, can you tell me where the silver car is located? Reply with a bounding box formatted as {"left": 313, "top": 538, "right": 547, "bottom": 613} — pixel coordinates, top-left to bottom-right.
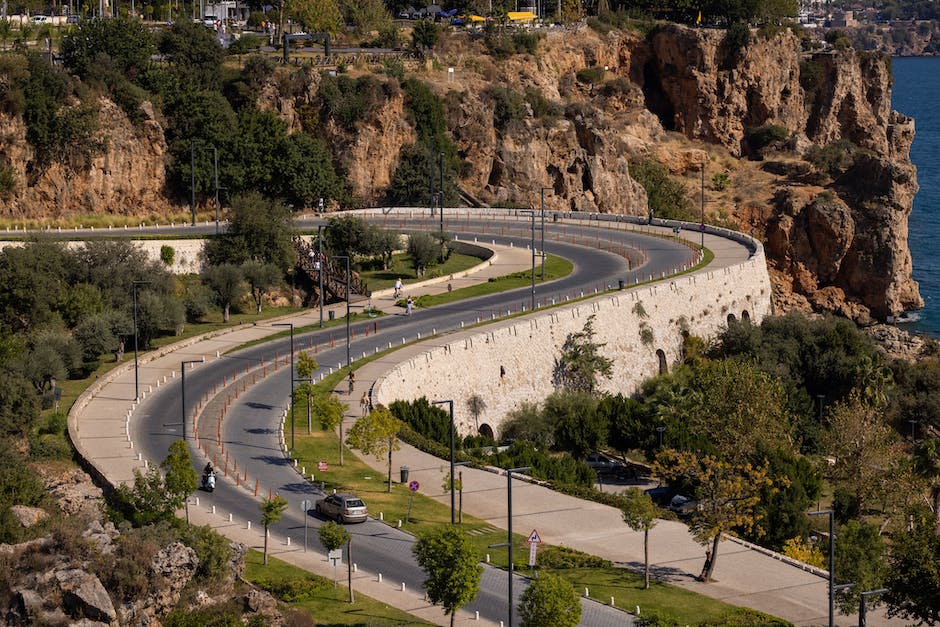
{"left": 315, "top": 493, "right": 368, "bottom": 523}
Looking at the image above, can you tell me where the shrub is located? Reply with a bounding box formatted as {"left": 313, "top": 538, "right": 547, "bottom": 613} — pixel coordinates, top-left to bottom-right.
{"left": 255, "top": 574, "right": 331, "bottom": 601}
{"left": 629, "top": 158, "right": 694, "bottom": 221}
{"left": 316, "top": 74, "right": 386, "bottom": 132}
{"left": 381, "top": 56, "right": 405, "bottom": 81}
{"left": 804, "top": 139, "right": 861, "bottom": 178}
{"left": 724, "top": 21, "right": 750, "bottom": 56}
{"left": 0, "top": 165, "right": 16, "bottom": 198}
{"left": 746, "top": 124, "right": 789, "bottom": 150}
{"left": 486, "top": 85, "right": 526, "bottom": 129}
{"left": 524, "top": 86, "right": 562, "bottom": 122}
{"left": 178, "top": 523, "right": 232, "bottom": 581}
{"left": 164, "top": 602, "right": 244, "bottom": 627}
{"left": 575, "top": 66, "right": 605, "bottom": 87}
{"left": 712, "top": 172, "right": 730, "bottom": 191}
{"left": 160, "top": 245, "right": 175, "bottom": 266}
{"left": 389, "top": 397, "right": 452, "bottom": 447}
{"left": 511, "top": 31, "right": 541, "bottom": 55}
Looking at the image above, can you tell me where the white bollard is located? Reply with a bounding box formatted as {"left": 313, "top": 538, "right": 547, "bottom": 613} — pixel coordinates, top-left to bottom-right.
{"left": 144, "top": 460, "right": 149, "bottom": 469}
{"left": 610, "top": 597, "right": 615, "bottom": 607}
{"left": 475, "top": 611, "right": 480, "bottom": 620}
{"left": 353, "top": 563, "right": 357, "bottom": 572}
{"left": 302, "top": 466, "right": 305, "bottom": 475}
{"left": 212, "top": 505, "right": 216, "bottom": 515}
{"left": 400, "top": 582, "right": 405, "bottom": 592}
{"left": 485, "top": 554, "right": 490, "bottom": 563}
{"left": 247, "top": 521, "right": 251, "bottom": 530}
{"left": 379, "top": 512, "right": 384, "bottom": 521}
{"left": 287, "top": 537, "right": 291, "bottom": 546}
{"left": 228, "top": 513, "right": 233, "bottom": 522}
{"left": 636, "top": 605, "right": 640, "bottom": 615}
{"left": 195, "top": 497, "right": 200, "bottom": 507}
{"left": 397, "top": 520, "right": 402, "bottom": 528}
{"left": 137, "top": 453, "right": 142, "bottom": 461}
{"left": 584, "top": 587, "right": 589, "bottom": 597}
{"left": 378, "top": 573, "right": 383, "bottom": 583}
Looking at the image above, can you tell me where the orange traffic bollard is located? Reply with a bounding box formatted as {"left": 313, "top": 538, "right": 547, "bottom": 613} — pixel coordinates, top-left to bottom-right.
{"left": 254, "top": 479, "right": 259, "bottom": 497}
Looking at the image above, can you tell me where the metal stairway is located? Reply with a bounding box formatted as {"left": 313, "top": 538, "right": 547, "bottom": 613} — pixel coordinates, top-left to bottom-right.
{"left": 292, "top": 236, "right": 369, "bottom": 302}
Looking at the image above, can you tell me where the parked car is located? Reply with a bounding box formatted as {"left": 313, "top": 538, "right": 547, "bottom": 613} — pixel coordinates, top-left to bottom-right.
{"left": 31, "top": 15, "right": 49, "bottom": 23}
{"left": 66, "top": 14, "right": 80, "bottom": 23}
{"left": 644, "top": 486, "right": 677, "bottom": 506}
{"left": 668, "top": 494, "right": 699, "bottom": 518}
{"left": 585, "top": 452, "right": 633, "bottom": 479}
{"left": 315, "top": 493, "right": 368, "bottom": 523}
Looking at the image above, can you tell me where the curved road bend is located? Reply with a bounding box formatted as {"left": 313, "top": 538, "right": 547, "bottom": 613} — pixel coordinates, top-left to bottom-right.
{"left": 132, "top": 226, "right": 696, "bottom": 625}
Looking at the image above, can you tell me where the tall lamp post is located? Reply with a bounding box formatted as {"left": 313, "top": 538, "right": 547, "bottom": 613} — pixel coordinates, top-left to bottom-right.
{"left": 505, "top": 466, "right": 531, "bottom": 627}
{"left": 180, "top": 358, "right": 204, "bottom": 440}
{"left": 520, "top": 210, "right": 536, "bottom": 311}
{"left": 540, "top": 187, "right": 551, "bottom": 280}
{"left": 809, "top": 509, "right": 835, "bottom": 627}
{"left": 333, "top": 255, "right": 351, "bottom": 368}
{"left": 439, "top": 151, "right": 445, "bottom": 234}
{"left": 131, "top": 280, "right": 151, "bottom": 402}
{"left": 273, "top": 323, "right": 295, "bottom": 452}
{"left": 212, "top": 145, "right": 221, "bottom": 235}
{"left": 318, "top": 225, "right": 324, "bottom": 328}
{"left": 700, "top": 162, "right": 706, "bottom": 250}
{"left": 431, "top": 400, "right": 459, "bottom": 525}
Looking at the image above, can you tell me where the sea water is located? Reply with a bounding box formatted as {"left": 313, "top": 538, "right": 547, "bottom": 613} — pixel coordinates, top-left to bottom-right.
{"left": 892, "top": 57, "right": 940, "bottom": 335}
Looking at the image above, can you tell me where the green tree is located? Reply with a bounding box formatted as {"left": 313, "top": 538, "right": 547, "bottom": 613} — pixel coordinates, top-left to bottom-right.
{"left": 290, "top": 0, "right": 343, "bottom": 35}
{"left": 275, "top": 132, "right": 345, "bottom": 208}
{"left": 411, "top": 20, "right": 439, "bottom": 52}
{"left": 204, "top": 193, "right": 296, "bottom": 271}
{"left": 61, "top": 17, "right": 154, "bottom": 79}
{"left": 547, "top": 391, "right": 604, "bottom": 459}
{"left": 913, "top": 437, "right": 940, "bottom": 530}
{"left": 834, "top": 520, "right": 887, "bottom": 614}
{"left": 201, "top": 264, "right": 245, "bottom": 323}
{"left": 517, "top": 572, "right": 581, "bottom": 627}
{"left": 407, "top": 231, "right": 438, "bottom": 277}
{"left": 621, "top": 488, "right": 659, "bottom": 589}
{"left": 241, "top": 261, "right": 281, "bottom": 315}
{"left": 260, "top": 493, "right": 289, "bottom": 565}
{"left": 0, "top": 374, "right": 40, "bottom": 439}
{"left": 821, "top": 393, "right": 901, "bottom": 516}
{"left": 654, "top": 449, "right": 775, "bottom": 582}
{"left": 161, "top": 439, "right": 198, "bottom": 525}
{"left": 158, "top": 20, "right": 225, "bottom": 89}
{"left": 629, "top": 158, "right": 693, "bottom": 221}
{"left": 340, "top": 0, "right": 392, "bottom": 35}
{"left": 600, "top": 394, "right": 649, "bottom": 458}
{"left": 346, "top": 405, "right": 402, "bottom": 492}
{"left": 552, "top": 315, "right": 613, "bottom": 394}
{"left": 0, "top": 20, "right": 13, "bottom": 50}
{"left": 412, "top": 526, "right": 482, "bottom": 627}
{"left": 318, "top": 520, "right": 351, "bottom": 586}
{"left": 324, "top": 215, "right": 375, "bottom": 259}
{"left": 884, "top": 507, "right": 940, "bottom": 624}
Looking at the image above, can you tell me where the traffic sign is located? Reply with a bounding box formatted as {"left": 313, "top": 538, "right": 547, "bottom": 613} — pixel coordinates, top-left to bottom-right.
{"left": 528, "top": 542, "right": 538, "bottom": 567}
{"left": 527, "top": 529, "right": 541, "bottom": 544}
{"left": 317, "top": 460, "right": 328, "bottom": 472}
{"left": 328, "top": 549, "right": 343, "bottom": 563}
{"left": 408, "top": 480, "right": 420, "bottom": 492}
{"left": 301, "top": 499, "right": 311, "bottom": 511}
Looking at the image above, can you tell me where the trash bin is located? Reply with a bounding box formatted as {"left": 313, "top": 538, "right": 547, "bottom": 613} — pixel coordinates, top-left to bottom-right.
{"left": 618, "top": 279, "right": 625, "bottom": 290}
{"left": 552, "top": 213, "right": 559, "bottom": 223}
{"left": 328, "top": 310, "right": 335, "bottom": 321}
{"left": 400, "top": 466, "right": 409, "bottom": 483}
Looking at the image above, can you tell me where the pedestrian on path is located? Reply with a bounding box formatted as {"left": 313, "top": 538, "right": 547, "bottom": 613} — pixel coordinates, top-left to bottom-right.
{"left": 360, "top": 392, "right": 369, "bottom": 416}
{"left": 394, "top": 277, "right": 402, "bottom": 299}
{"left": 406, "top": 297, "right": 413, "bottom": 316}
{"left": 348, "top": 371, "right": 355, "bottom": 394}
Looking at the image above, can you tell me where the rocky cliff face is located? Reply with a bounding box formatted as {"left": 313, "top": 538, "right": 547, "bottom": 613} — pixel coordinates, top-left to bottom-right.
{"left": 0, "top": 24, "right": 921, "bottom": 321}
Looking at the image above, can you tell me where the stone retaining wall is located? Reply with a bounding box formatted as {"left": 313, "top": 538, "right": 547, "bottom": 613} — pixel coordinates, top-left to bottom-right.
{"left": 374, "top": 247, "right": 773, "bottom": 438}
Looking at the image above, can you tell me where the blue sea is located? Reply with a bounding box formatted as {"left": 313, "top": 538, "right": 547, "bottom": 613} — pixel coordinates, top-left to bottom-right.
{"left": 892, "top": 57, "right": 940, "bottom": 335}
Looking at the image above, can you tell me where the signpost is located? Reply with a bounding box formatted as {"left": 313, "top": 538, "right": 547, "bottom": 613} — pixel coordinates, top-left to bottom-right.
{"left": 526, "top": 529, "right": 541, "bottom": 569}
{"left": 301, "top": 499, "right": 311, "bottom": 552}
{"left": 318, "top": 460, "right": 328, "bottom": 472}
{"left": 328, "top": 548, "right": 343, "bottom": 586}
{"left": 406, "top": 480, "right": 419, "bottom": 522}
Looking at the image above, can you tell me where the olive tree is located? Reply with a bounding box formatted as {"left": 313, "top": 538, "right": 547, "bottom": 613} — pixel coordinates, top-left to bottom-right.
{"left": 412, "top": 526, "right": 482, "bottom": 627}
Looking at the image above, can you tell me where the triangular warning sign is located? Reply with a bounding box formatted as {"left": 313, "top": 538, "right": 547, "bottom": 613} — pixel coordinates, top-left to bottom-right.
{"left": 527, "top": 529, "right": 541, "bottom": 544}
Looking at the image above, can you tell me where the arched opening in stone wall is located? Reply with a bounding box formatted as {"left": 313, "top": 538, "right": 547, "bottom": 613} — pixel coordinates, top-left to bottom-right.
{"left": 656, "top": 349, "right": 667, "bottom": 375}
{"left": 741, "top": 310, "right": 751, "bottom": 322}
{"left": 478, "top": 423, "right": 495, "bottom": 441}
{"left": 727, "top": 313, "right": 737, "bottom": 325}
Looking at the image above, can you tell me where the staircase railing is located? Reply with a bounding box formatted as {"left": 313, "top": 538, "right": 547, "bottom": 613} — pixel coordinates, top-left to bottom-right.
{"left": 292, "top": 236, "right": 369, "bottom": 300}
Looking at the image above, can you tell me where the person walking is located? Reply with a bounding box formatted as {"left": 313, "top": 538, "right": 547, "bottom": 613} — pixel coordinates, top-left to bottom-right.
{"left": 360, "top": 392, "right": 369, "bottom": 416}
{"left": 348, "top": 371, "right": 355, "bottom": 394}
{"left": 394, "top": 277, "right": 402, "bottom": 299}
{"left": 406, "top": 297, "right": 413, "bottom": 316}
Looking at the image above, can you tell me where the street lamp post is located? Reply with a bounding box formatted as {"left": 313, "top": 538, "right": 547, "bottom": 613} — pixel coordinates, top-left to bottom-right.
{"left": 180, "top": 358, "right": 204, "bottom": 440}
{"left": 212, "top": 146, "right": 220, "bottom": 235}
{"left": 700, "top": 162, "right": 705, "bottom": 250}
{"left": 318, "top": 225, "right": 324, "bottom": 328}
{"left": 809, "top": 509, "right": 835, "bottom": 627}
{"left": 656, "top": 425, "right": 666, "bottom": 449}
{"left": 432, "top": 400, "right": 457, "bottom": 524}
{"left": 333, "top": 255, "right": 351, "bottom": 368}
{"left": 859, "top": 588, "right": 888, "bottom": 627}
{"left": 273, "top": 323, "right": 295, "bottom": 452}
{"left": 520, "top": 210, "right": 536, "bottom": 311}
{"left": 132, "top": 280, "right": 151, "bottom": 402}
{"left": 439, "top": 152, "right": 445, "bottom": 234}
{"left": 506, "top": 466, "right": 531, "bottom": 627}
{"left": 909, "top": 419, "right": 919, "bottom": 443}
{"left": 540, "top": 187, "right": 551, "bottom": 280}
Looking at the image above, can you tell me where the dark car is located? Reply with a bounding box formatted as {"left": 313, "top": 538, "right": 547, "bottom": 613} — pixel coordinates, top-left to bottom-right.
{"left": 585, "top": 452, "right": 633, "bottom": 479}
{"left": 644, "top": 486, "right": 677, "bottom": 507}
{"left": 315, "top": 493, "right": 368, "bottom": 523}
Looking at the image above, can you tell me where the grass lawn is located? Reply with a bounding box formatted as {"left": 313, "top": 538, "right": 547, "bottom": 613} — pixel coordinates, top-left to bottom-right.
{"left": 410, "top": 254, "right": 574, "bottom": 309}
{"left": 358, "top": 252, "right": 484, "bottom": 292}
{"left": 243, "top": 550, "right": 430, "bottom": 626}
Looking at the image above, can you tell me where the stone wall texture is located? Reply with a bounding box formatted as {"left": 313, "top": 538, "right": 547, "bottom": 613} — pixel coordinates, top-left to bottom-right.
{"left": 374, "top": 243, "right": 773, "bottom": 439}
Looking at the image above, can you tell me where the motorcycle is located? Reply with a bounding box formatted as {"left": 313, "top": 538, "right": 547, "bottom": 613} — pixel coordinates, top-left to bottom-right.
{"left": 201, "top": 470, "right": 215, "bottom": 492}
